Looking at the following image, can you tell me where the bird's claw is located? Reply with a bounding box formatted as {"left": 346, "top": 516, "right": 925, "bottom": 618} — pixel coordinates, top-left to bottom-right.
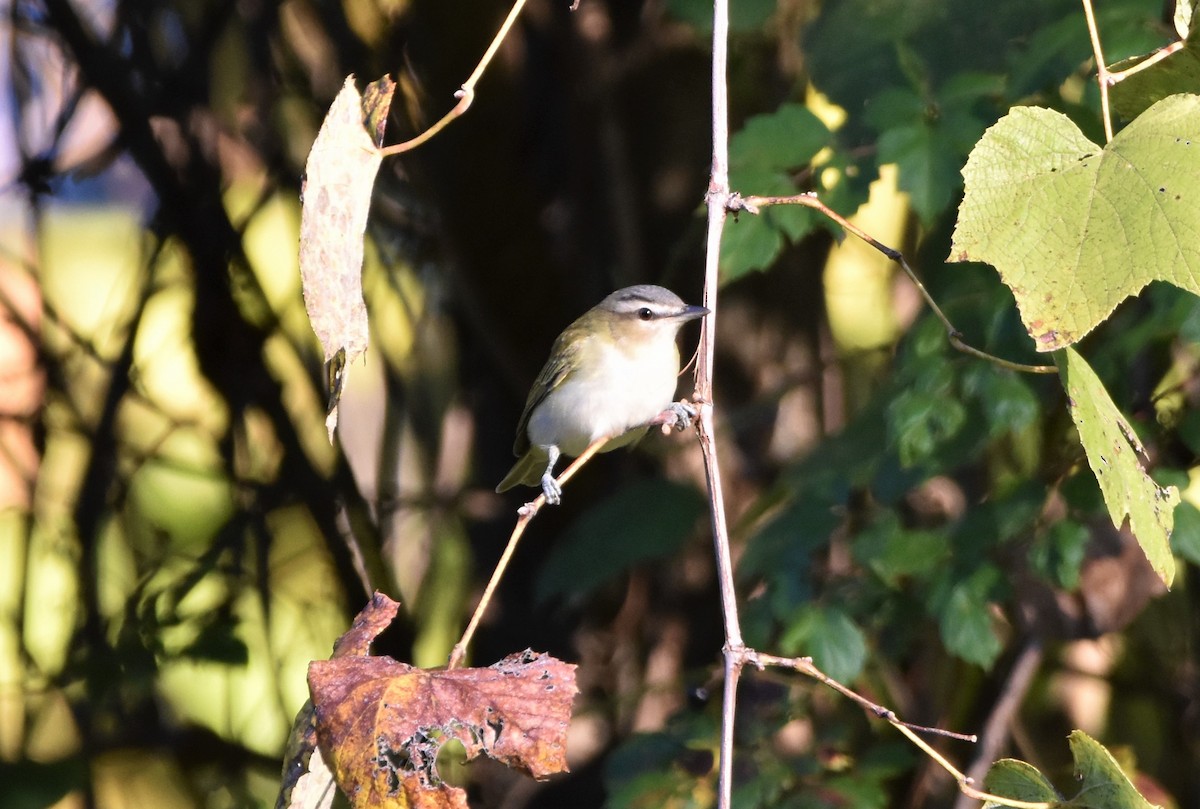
{"left": 540, "top": 473, "right": 562, "bottom": 505}
{"left": 652, "top": 400, "right": 699, "bottom": 433}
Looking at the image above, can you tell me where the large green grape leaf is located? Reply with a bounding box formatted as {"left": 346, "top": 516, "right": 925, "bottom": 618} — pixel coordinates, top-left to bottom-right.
{"left": 949, "top": 94, "right": 1200, "bottom": 351}
{"left": 1057, "top": 348, "right": 1179, "bottom": 587}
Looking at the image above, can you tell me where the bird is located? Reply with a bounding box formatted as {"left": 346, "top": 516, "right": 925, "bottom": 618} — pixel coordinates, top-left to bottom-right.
{"left": 496, "top": 284, "right": 708, "bottom": 504}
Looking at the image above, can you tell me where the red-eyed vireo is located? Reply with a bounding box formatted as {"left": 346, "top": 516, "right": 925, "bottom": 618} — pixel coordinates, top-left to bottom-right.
{"left": 496, "top": 285, "right": 709, "bottom": 504}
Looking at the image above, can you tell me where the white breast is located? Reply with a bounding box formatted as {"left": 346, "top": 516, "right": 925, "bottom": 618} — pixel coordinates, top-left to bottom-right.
{"left": 526, "top": 335, "right": 680, "bottom": 456}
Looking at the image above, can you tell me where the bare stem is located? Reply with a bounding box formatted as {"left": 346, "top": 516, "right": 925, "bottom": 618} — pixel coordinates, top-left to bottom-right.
{"left": 1107, "top": 40, "right": 1184, "bottom": 84}
{"left": 699, "top": 0, "right": 747, "bottom": 807}
{"left": 748, "top": 651, "right": 1053, "bottom": 809}
{"left": 734, "top": 193, "right": 1057, "bottom": 375}
{"left": 1080, "top": 0, "right": 1114, "bottom": 142}
{"left": 380, "top": 0, "right": 529, "bottom": 157}
{"left": 447, "top": 433, "right": 609, "bottom": 670}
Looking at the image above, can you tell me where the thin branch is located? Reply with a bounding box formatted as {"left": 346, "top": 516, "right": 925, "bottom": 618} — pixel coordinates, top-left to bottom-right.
{"left": 379, "top": 0, "right": 529, "bottom": 157}
{"left": 1107, "top": 40, "right": 1185, "bottom": 84}
{"left": 447, "top": 433, "right": 611, "bottom": 670}
{"left": 748, "top": 651, "right": 1053, "bottom": 809}
{"left": 753, "top": 653, "right": 975, "bottom": 741}
{"left": 698, "top": 0, "right": 747, "bottom": 807}
{"left": 1080, "top": 0, "right": 1114, "bottom": 142}
{"left": 952, "top": 638, "right": 1045, "bottom": 809}
{"left": 732, "top": 193, "right": 1058, "bottom": 375}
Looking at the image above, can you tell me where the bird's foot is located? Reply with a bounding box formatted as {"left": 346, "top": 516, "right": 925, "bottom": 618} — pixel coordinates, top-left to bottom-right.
{"left": 652, "top": 400, "right": 699, "bottom": 433}
{"left": 540, "top": 472, "right": 563, "bottom": 505}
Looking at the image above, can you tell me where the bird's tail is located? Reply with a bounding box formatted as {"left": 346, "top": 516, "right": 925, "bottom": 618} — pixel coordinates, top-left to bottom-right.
{"left": 495, "top": 449, "right": 548, "bottom": 493}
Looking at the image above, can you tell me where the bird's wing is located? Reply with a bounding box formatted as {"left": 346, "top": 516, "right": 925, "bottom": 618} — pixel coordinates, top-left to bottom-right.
{"left": 511, "top": 331, "right": 585, "bottom": 455}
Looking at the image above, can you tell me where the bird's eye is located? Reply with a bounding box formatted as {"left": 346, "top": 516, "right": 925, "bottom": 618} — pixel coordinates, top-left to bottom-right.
{"left": 637, "top": 308, "right": 653, "bottom": 321}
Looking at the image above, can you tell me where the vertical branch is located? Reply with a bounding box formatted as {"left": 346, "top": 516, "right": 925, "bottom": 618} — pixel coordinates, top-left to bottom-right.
{"left": 1080, "top": 0, "right": 1114, "bottom": 142}
{"left": 696, "top": 0, "right": 745, "bottom": 806}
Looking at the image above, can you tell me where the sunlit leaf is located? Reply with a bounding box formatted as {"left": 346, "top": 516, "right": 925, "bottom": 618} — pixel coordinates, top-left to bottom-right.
{"left": 950, "top": 95, "right": 1200, "bottom": 351}
{"left": 1057, "top": 348, "right": 1179, "bottom": 586}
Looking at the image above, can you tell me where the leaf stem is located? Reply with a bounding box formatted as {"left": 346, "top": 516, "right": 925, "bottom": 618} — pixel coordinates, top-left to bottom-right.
{"left": 733, "top": 193, "right": 1057, "bottom": 375}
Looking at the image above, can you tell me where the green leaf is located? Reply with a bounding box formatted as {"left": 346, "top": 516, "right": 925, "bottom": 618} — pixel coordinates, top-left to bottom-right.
{"left": 1029, "top": 520, "right": 1089, "bottom": 590}
{"left": 852, "top": 515, "right": 950, "bottom": 585}
{"left": 1067, "top": 730, "right": 1159, "bottom": 809}
{"left": 720, "top": 213, "right": 786, "bottom": 281}
{"left": 719, "top": 104, "right": 832, "bottom": 280}
{"left": 1110, "top": 13, "right": 1200, "bottom": 120}
{"left": 1056, "top": 347, "right": 1179, "bottom": 587}
{"left": 877, "top": 122, "right": 962, "bottom": 224}
{"left": 887, "top": 388, "right": 967, "bottom": 467}
{"left": 961, "top": 365, "right": 1040, "bottom": 438}
{"left": 949, "top": 95, "right": 1200, "bottom": 351}
{"left": 730, "top": 104, "right": 830, "bottom": 172}
{"left": 982, "top": 759, "right": 1062, "bottom": 807}
{"left": 938, "top": 566, "right": 1004, "bottom": 668}
{"left": 535, "top": 480, "right": 705, "bottom": 603}
{"left": 780, "top": 605, "right": 868, "bottom": 683}
{"left": 1170, "top": 499, "right": 1200, "bottom": 565}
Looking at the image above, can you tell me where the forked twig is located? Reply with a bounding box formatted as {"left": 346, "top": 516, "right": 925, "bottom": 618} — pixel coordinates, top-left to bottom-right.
{"left": 731, "top": 192, "right": 1057, "bottom": 375}
{"left": 1080, "top": 0, "right": 1114, "bottom": 143}
{"left": 747, "top": 651, "right": 1053, "bottom": 809}
{"left": 380, "top": 0, "right": 530, "bottom": 157}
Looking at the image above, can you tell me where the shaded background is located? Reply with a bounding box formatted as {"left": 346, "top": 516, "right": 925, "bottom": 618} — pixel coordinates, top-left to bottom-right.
{"left": 1, "top": 0, "right": 1198, "bottom": 807}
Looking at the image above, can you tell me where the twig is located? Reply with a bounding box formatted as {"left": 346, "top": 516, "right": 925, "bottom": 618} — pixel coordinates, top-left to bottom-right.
{"left": 732, "top": 193, "right": 1057, "bottom": 375}
{"left": 753, "top": 653, "right": 975, "bottom": 741}
{"left": 698, "top": 0, "right": 747, "bottom": 807}
{"left": 951, "top": 639, "right": 1045, "bottom": 809}
{"left": 379, "top": 0, "right": 529, "bottom": 156}
{"left": 748, "top": 651, "right": 1053, "bottom": 809}
{"left": 447, "top": 434, "right": 611, "bottom": 670}
{"left": 1106, "top": 40, "right": 1184, "bottom": 84}
{"left": 1080, "top": 0, "right": 1114, "bottom": 143}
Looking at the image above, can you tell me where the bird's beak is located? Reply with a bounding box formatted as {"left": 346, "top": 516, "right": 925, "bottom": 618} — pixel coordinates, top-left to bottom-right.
{"left": 676, "top": 304, "right": 709, "bottom": 321}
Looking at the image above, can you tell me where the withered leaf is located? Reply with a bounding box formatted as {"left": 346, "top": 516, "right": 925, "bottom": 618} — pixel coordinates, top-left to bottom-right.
{"left": 309, "top": 650, "right": 577, "bottom": 809}
{"left": 299, "top": 74, "right": 394, "bottom": 442}
{"left": 276, "top": 593, "right": 400, "bottom": 809}
{"left": 333, "top": 591, "right": 402, "bottom": 658}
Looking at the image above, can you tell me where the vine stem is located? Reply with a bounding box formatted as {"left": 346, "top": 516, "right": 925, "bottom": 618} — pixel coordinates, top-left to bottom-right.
{"left": 733, "top": 193, "right": 1057, "bottom": 375}
{"left": 697, "top": 0, "right": 747, "bottom": 807}
{"left": 380, "top": 0, "right": 530, "bottom": 157}
{"left": 1080, "top": 0, "right": 1114, "bottom": 143}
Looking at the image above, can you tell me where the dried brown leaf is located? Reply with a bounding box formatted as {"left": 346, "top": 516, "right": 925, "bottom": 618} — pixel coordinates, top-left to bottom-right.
{"left": 277, "top": 593, "right": 400, "bottom": 809}
{"left": 299, "top": 74, "right": 394, "bottom": 441}
{"left": 333, "top": 591, "right": 402, "bottom": 658}
{"left": 309, "top": 650, "right": 577, "bottom": 809}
